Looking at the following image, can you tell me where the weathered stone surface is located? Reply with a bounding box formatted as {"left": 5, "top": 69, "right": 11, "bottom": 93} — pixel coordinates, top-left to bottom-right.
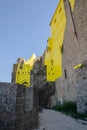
{"left": 25, "top": 87, "right": 33, "bottom": 111}
{"left": 31, "top": 56, "right": 57, "bottom": 108}
{"left": 30, "top": 57, "right": 46, "bottom": 86}
{"left": 11, "top": 64, "right": 18, "bottom": 83}
{"left": 55, "top": 0, "right": 79, "bottom": 103}
{"left": 0, "top": 83, "right": 17, "bottom": 113}
{"left": 55, "top": 0, "right": 87, "bottom": 107}
{"left": 75, "top": 61, "right": 87, "bottom": 114}
{"left": 0, "top": 82, "right": 38, "bottom": 130}
{"left": 73, "top": 0, "right": 87, "bottom": 61}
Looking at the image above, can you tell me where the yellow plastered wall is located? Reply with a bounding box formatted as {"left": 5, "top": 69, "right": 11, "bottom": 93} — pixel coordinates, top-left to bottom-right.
{"left": 15, "top": 54, "right": 36, "bottom": 87}
{"left": 16, "top": 64, "right": 31, "bottom": 86}
{"left": 44, "top": 0, "right": 75, "bottom": 81}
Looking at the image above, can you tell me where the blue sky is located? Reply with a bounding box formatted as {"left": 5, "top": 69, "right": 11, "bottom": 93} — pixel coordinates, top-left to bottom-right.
{"left": 0, "top": 0, "right": 59, "bottom": 82}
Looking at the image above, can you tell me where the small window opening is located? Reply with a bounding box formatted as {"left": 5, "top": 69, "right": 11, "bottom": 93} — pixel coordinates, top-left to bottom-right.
{"left": 54, "top": 19, "right": 56, "bottom": 23}
{"left": 64, "top": 69, "right": 67, "bottom": 79}
{"left": 59, "top": 7, "right": 62, "bottom": 13}
{"left": 61, "top": 44, "right": 64, "bottom": 53}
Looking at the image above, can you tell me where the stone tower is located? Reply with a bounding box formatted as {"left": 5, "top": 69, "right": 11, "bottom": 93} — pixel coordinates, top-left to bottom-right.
{"left": 55, "top": 0, "right": 87, "bottom": 104}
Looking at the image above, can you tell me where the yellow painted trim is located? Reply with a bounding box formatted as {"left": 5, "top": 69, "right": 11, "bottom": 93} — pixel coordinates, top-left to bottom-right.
{"left": 74, "top": 64, "right": 82, "bottom": 69}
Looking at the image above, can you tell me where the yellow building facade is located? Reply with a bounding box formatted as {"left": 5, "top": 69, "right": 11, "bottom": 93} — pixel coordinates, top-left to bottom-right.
{"left": 14, "top": 0, "right": 76, "bottom": 85}
{"left": 44, "top": 0, "right": 75, "bottom": 81}
{"left": 15, "top": 54, "right": 36, "bottom": 86}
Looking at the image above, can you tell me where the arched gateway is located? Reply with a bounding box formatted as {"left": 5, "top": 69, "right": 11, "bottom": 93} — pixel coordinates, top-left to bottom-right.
{"left": 38, "top": 81, "right": 56, "bottom": 108}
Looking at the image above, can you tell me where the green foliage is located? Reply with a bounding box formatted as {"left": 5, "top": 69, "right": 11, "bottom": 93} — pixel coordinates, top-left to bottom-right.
{"left": 53, "top": 102, "right": 87, "bottom": 120}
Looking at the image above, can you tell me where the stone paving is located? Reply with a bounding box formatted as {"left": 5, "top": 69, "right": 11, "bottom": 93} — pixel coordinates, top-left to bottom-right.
{"left": 36, "top": 109, "right": 87, "bottom": 130}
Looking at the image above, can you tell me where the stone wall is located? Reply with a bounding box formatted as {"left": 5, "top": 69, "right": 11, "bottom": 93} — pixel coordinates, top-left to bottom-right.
{"left": 30, "top": 57, "right": 46, "bottom": 87}
{"left": 31, "top": 57, "right": 57, "bottom": 108}
{"left": 55, "top": 0, "right": 87, "bottom": 104}
{"left": 0, "top": 83, "right": 38, "bottom": 130}
{"left": 55, "top": 0, "right": 79, "bottom": 103}
{"left": 73, "top": 0, "right": 87, "bottom": 62}
{"left": 11, "top": 64, "right": 18, "bottom": 83}
{"left": 75, "top": 61, "right": 87, "bottom": 114}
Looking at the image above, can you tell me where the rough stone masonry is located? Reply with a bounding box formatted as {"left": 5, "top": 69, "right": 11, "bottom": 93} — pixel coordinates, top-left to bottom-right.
{"left": 0, "top": 83, "right": 38, "bottom": 130}
{"left": 55, "top": 0, "right": 87, "bottom": 114}
{"left": 75, "top": 61, "right": 87, "bottom": 114}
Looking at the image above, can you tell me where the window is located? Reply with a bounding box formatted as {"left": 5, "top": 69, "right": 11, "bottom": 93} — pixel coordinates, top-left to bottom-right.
{"left": 61, "top": 44, "right": 64, "bottom": 53}
{"left": 54, "top": 18, "right": 56, "bottom": 23}
{"left": 64, "top": 69, "right": 67, "bottom": 79}
{"left": 59, "top": 7, "right": 62, "bottom": 13}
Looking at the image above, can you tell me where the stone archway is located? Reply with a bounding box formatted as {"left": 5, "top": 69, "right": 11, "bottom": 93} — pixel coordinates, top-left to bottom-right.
{"left": 38, "top": 81, "right": 56, "bottom": 108}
